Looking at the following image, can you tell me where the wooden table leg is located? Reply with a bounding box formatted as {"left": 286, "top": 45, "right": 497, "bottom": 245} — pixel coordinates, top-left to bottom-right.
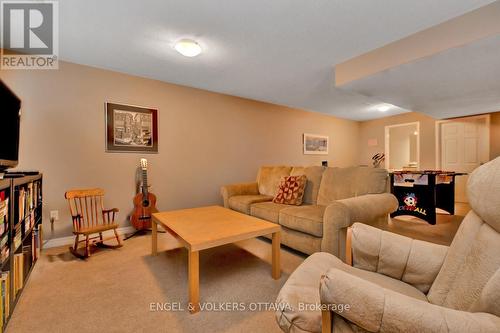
{"left": 188, "top": 250, "right": 200, "bottom": 313}
{"left": 272, "top": 231, "right": 281, "bottom": 279}
{"left": 151, "top": 219, "right": 158, "bottom": 256}
{"left": 322, "top": 309, "right": 332, "bottom": 333}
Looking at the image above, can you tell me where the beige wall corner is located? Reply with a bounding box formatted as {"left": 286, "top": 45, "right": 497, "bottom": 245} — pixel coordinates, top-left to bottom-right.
{"left": 359, "top": 111, "right": 500, "bottom": 169}
{"left": 1, "top": 61, "right": 359, "bottom": 239}
{"left": 358, "top": 112, "right": 437, "bottom": 169}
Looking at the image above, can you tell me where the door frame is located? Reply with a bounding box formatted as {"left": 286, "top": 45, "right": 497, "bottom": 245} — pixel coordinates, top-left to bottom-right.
{"left": 435, "top": 114, "right": 490, "bottom": 170}
{"left": 384, "top": 121, "right": 420, "bottom": 170}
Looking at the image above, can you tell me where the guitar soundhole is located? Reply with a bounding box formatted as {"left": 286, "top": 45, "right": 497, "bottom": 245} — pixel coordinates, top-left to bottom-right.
{"left": 142, "top": 200, "right": 150, "bottom": 207}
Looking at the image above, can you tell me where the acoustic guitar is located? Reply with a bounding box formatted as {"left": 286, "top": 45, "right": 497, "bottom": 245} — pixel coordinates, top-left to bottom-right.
{"left": 130, "top": 158, "right": 157, "bottom": 230}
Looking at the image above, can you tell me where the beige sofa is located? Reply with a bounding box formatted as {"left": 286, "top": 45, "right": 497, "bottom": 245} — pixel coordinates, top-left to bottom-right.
{"left": 221, "top": 166, "right": 398, "bottom": 259}
{"left": 275, "top": 157, "right": 500, "bottom": 333}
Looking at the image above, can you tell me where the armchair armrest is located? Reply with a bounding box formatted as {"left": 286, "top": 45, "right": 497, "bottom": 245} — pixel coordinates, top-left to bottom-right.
{"left": 102, "top": 208, "right": 119, "bottom": 224}
{"left": 102, "top": 208, "right": 119, "bottom": 213}
{"left": 321, "top": 193, "right": 398, "bottom": 261}
{"left": 220, "top": 182, "right": 259, "bottom": 207}
{"left": 320, "top": 268, "right": 500, "bottom": 333}
{"left": 350, "top": 223, "right": 448, "bottom": 293}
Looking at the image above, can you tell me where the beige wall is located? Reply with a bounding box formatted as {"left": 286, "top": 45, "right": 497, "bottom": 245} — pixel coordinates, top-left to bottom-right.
{"left": 359, "top": 111, "right": 500, "bottom": 168}
{"left": 387, "top": 124, "right": 418, "bottom": 169}
{"left": 0, "top": 62, "right": 359, "bottom": 238}
{"left": 491, "top": 112, "right": 500, "bottom": 159}
{"left": 359, "top": 112, "right": 437, "bottom": 169}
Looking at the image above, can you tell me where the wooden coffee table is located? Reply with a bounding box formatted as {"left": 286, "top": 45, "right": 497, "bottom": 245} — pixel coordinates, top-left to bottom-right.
{"left": 151, "top": 205, "right": 281, "bottom": 313}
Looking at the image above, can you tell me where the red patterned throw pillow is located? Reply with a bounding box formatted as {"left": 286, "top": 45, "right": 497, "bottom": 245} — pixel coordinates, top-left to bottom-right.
{"left": 273, "top": 175, "right": 307, "bottom": 205}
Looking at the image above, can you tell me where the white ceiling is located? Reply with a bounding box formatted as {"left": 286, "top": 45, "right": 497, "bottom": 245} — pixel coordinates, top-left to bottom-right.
{"left": 340, "top": 34, "right": 500, "bottom": 119}
{"left": 59, "top": 0, "right": 496, "bottom": 121}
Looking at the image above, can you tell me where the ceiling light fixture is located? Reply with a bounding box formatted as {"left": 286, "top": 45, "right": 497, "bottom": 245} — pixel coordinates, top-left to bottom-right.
{"left": 377, "top": 104, "right": 391, "bottom": 112}
{"left": 174, "top": 39, "right": 202, "bottom": 57}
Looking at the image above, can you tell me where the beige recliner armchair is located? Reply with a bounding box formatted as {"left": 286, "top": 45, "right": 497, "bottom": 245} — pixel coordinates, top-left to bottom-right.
{"left": 276, "top": 157, "right": 500, "bottom": 333}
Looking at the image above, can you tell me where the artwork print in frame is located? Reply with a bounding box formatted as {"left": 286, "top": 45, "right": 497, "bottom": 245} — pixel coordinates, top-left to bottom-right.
{"left": 303, "top": 133, "right": 328, "bottom": 155}
{"left": 106, "top": 102, "right": 158, "bottom": 153}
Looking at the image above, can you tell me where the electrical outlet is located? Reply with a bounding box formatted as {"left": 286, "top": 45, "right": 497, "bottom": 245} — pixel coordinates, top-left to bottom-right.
{"left": 50, "top": 210, "right": 59, "bottom": 221}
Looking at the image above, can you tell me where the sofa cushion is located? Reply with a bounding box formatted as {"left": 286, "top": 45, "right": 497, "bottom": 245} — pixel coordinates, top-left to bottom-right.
{"left": 280, "top": 226, "right": 322, "bottom": 255}
{"left": 317, "top": 167, "right": 358, "bottom": 205}
{"left": 291, "top": 166, "right": 325, "bottom": 204}
{"left": 250, "top": 201, "right": 290, "bottom": 223}
{"left": 257, "top": 166, "right": 292, "bottom": 197}
{"left": 355, "top": 167, "right": 389, "bottom": 195}
{"left": 273, "top": 175, "right": 307, "bottom": 205}
{"left": 279, "top": 205, "right": 325, "bottom": 237}
{"left": 276, "top": 252, "right": 427, "bottom": 333}
{"left": 317, "top": 167, "right": 388, "bottom": 205}
{"left": 228, "top": 195, "right": 273, "bottom": 214}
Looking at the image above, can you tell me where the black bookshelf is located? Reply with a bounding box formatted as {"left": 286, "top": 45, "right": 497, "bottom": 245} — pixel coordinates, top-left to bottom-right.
{"left": 0, "top": 174, "right": 43, "bottom": 331}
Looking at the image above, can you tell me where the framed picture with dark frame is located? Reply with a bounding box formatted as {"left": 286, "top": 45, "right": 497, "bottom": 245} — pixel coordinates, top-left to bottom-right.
{"left": 105, "top": 102, "right": 158, "bottom": 153}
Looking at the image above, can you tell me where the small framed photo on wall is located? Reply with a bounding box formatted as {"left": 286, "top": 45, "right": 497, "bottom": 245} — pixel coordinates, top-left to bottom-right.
{"left": 105, "top": 102, "right": 158, "bottom": 153}
{"left": 303, "top": 133, "right": 328, "bottom": 155}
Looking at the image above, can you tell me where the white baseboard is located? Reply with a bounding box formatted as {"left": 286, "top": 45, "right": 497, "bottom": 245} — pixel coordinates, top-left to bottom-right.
{"left": 44, "top": 226, "right": 136, "bottom": 249}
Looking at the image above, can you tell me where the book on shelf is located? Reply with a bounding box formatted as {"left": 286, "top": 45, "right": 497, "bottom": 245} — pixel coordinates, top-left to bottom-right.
{"left": 1, "top": 271, "right": 10, "bottom": 329}
{"left": 0, "top": 190, "right": 5, "bottom": 205}
{"left": 22, "top": 246, "right": 31, "bottom": 283}
{"left": 13, "top": 233, "right": 40, "bottom": 293}
{"left": 23, "top": 211, "right": 35, "bottom": 235}
{"left": 32, "top": 225, "right": 42, "bottom": 261}
{"left": 13, "top": 258, "right": 17, "bottom": 297}
{"left": 0, "top": 195, "right": 8, "bottom": 239}
{"left": 0, "top": 274, "right": 2, "bottom": 331}
{"left": 0, "top": 218, "right": 6, "bottom": 240}
{"left": 38, "top": 224, "right": 42, "bottom": 252}
{"left": 18, "top": 188, "right": 25, "bottom": 221}
{"left": 0, "top": 194, "right": 8, "bottom": 264}
{"left": 13, "top": 254, "right": 23, "bottom": 295}
{"left": 13, "top": 223, "right": 21, "bottom": 251}
{"left": 34, "top": 181, "right": 41, "bottom": 207}
{"left": 0, "top": 235, "right": 8, "bottom": 264}
{"left": 17, "top": 181, "right": 41, "bottom": 222}
{"left": 27, "top": 183, "right": 33, "bottom": 211}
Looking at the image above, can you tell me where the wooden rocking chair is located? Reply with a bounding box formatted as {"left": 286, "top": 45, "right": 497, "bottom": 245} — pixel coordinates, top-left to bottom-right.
{"left": 65, "top": 188, "right": 122, "bottom": 259}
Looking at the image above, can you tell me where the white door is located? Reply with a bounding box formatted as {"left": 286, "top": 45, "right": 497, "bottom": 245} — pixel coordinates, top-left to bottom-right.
{"left": 440, "top": 117, "right": 489, "bottom": 203}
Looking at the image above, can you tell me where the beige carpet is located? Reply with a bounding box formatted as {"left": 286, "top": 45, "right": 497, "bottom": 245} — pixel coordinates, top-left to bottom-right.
{"left": 7, "top": 207, "right": 465, "bottom": 333}
{"left": 376, "top": 203, "right": 469, "bottom": 246}
{"left": 6, "top": 233, "right": 305, "bottom": 333}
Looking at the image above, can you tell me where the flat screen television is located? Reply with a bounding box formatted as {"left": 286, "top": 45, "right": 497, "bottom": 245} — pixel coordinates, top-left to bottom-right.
{"left": 0, "top": 80, "right": 21, "bottom": 172}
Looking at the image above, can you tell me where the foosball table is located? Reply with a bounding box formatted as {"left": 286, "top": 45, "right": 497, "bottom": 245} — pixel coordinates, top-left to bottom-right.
{"left": 389, "top": 171, "right": 466, "bottom": 225}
